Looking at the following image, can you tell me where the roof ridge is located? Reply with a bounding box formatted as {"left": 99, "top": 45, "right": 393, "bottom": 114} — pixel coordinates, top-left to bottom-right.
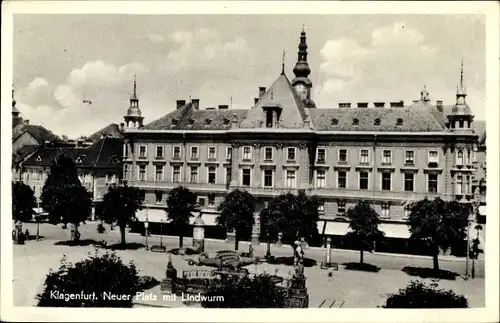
{"left": 423, "top": 104, "right": 447, "bottom": 131}
{"left": 93, "top": 137, "right": 106, "bottom": 168}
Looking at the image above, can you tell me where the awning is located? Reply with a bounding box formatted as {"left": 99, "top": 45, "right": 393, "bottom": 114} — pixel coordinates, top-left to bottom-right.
{"left": 324, "top": 221, "right": 351, "bottom": 236}
{"left": 379, "top": 223, "right": 411, "bottom": 239}
{"left": 478, "top": 205, "right": 486, "bottom": 216}
{"left": 199, "top": 212, "right": 218, "bottom": 226}
{"left": 136, "top": 208, "right": 201, "bottom": 224}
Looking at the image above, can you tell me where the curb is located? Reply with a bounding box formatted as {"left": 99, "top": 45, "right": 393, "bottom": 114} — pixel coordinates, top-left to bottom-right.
{"left": 110, "top": 230, "right": 473, "bottom": 263}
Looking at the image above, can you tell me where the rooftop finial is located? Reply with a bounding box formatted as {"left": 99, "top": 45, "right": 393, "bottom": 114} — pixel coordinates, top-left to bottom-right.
{"left": 281, "top": 50, "right": 286, "bottom": 74}
{"left": 460, "top": 60, "right": 464, "bottom": 87}
{"left": 133, "top": 74, "right": 137, "bottom": 99}
{"left": 302, "top": 24, "right": 306, "bottom": 33}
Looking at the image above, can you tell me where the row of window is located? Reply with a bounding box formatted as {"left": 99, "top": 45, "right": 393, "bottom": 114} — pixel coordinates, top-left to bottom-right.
{"left": 128, "top": 164, "right": 231, "bottom": 184}
{"left": 314, "top": 170, "right": 440, "bottom": 193}
{"left": 153, "top": 190, "right": 217, "bottom": 207}
{"left": 318, "top": 200, "right": 411, "bottom": 219}
{"left": 126, "top": 144, "right": 475, "bottom": 167}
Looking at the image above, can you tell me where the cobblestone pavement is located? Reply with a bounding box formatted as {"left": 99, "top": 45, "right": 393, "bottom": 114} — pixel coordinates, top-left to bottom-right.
{"left": 12, "top": 238, "right": 485, "bottom": 308}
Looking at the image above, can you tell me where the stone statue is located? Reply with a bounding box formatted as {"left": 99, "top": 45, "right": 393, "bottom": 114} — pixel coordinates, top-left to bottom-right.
{"left": 293, "top": 240, "right": 305, "bottom": 277}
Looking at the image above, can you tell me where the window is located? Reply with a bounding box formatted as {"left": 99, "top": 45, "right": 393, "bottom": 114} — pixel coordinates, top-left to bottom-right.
{"left": 156, "top": 146, "right": 164, "bottom": 159}
{"left": 190, "top": 166, "right": 199, "bottom": 183}
{"left": 287, "top": 147, "right": 296, "bottom": 161}
{"left": 208, "top": 193, "right": 215, "bottom": 206}
{"left": 456, "top": 150, "right": 464, "bottom": 166}
{"left": 190, "top": 147, "right": 199, "bottom": 159}
{"left": 337, "top": 200, "right": 346, "bottom": 214}
{"left": 123, "top": 144, "right": 129, "bottom": 157}
{"left": 374, "top": 118, "right": 381, "bottom": 126}
{"left": 124, "top": 164, "right": 129, "bottom": 180}
{"left": 106, "top": 172, "right": 115, "bottom": 184}
{"left": 242, "top": 146, "right": 252, "bottom": 161}
{"left": 155, "top": 191, "right": 163, "bottom": 204}
{"left": 173, "top": 146, "right": 181, "bottom": 159}
{"left": 466, "top": 150, "right": 471, "bottom": 165}
{"left": 337, "top": 171, "right": 347, "bottom": 189}
{"left": 405, "top": 151, "right": 415, "bottom": 165}
{"left": 264, "top": 147, "right": 273, "bottom": 161}
{"left": 316, "top": 170, "right": 326, "bottom": 188}
{"left": 428, "top": 150, "right": 439, "bottom": 165}
{"left": 318, "top": 202, "right": 325, "bottom": 212}
{"left": 317, "top": 148, "right": 326, "bottom": 163}
{"left": 138, "top": 165, "right": 146, "bottom": 181}
{"left": 208, "top": 166, "right": 216, "bottom": 184}
{"left": 338, "top": 149, "right": 348, "bottom": 163}
{"left": 331, "top": 118, "right": 338, "bottom": 126}
{"left": 352, "top": 118, "right": 359, "bottom": 126}
{"left": 198, "top": 198, "right": 205, "bottom": 206}
{"left": 428, "top": 174, "right": 438, "bottom": 193}
{"left": 266, "top": 110, "right": 273, "bottom": 128}
{"left": 381, "top": 203, "right": 390, "bottom": 218}
{"left": 172, "top": 166, "right": 181, "bottom": 182}
{"left": 208, "top": 146, "right": 216, "bottom": 160}
{"left": 226, "top": 147, "right": 232, "bottom": 160}
{"left": 359, "top": 172, "right": 369, "bottom": 190}
{"left": 139, "top": 145, "right": 147, "bottom": 158}
{"left": 404, "top": 173, "right": 414, "bottom": 192}
{"left": 155, "top": 165, "right": 164, "bottom": 181}
{"left": 264, "top": 169, "right": 274, "bottom": 187}
{"left": 396, "top": 118, "right": 403, "bottom": 126}
{"left": 404, "top": 204, "right": 412, "bottom": 219}
{"left": 465, "top": 175, "right": 471, "bottom": 194}
{"left": 242, "top": 169, "right": 251, "bottom": 186}
{"left": 225, "top": 167, "right": 231, "bottom": 185}
{"left": 382, "top": 150, "right": 392, "bottom": 164}
{"left": 360, "top": 149, "right": 369, "bottom": 164}
{"left": 381, "top": 173, "right": 391, "bottom": 191}
{"left": 286, "top": 170, "right": 296, "bottom": 188}
{"left": 455, "top": 174, "right": 463, "bottom": 194}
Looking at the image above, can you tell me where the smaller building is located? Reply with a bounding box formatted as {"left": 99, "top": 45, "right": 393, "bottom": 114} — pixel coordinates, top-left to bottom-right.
{"left": 20, "top": 136, "right": 124, "bottom": 218}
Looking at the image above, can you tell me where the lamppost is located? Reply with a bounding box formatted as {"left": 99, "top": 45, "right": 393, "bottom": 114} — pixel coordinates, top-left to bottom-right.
{"left": 144, "top": 207, "right": 149, "bottom": 250}
{"left": 36, "top": 201, "right": 40, "bottom": 241}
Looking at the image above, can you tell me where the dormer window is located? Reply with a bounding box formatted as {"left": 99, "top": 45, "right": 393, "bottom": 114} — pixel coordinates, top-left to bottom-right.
{"left": 188, "top": 119, "right": 195, "bottom": 125}
{"left": 36, "top": 156, "right": 42, "bottom": 162}
{"left": 223, "top": 118, "right": 230, "bottom": 125}
{"left": 266, "top": 110, "right": 273, "bottom": 128}
{"left": 374, "top": 118, "right": 381, "bottom": 126}
{"left": 76, "top": 156, "right": 83, "bottom": 163}
{"left": 352, "top": 118, "right": 359, "bottom": 126}
{"left": 171, "top": 119, "right": 178, "bottom": 125}
{"left": 205, "top": 118, "right": 212, "bottom": 126}
{"left": 331, "top": 118, "right": 338, "bottom": 126}
{"left": 396, "top": 118, "right": 403, "bottom": 126}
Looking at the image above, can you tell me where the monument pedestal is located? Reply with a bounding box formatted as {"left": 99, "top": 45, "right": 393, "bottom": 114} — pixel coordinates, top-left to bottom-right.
{"left": 285, "top": 275, "right": 309, "bottom": 308}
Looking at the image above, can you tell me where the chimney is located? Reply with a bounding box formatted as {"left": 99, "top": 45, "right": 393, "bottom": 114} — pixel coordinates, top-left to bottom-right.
{"left": 389, "top": 101, "right": 404, "bottom": 108}
{"left": 413, "top": 100, "right": 419, "bottom": 104}
{"left": 218, "top": 105, "right": 229, "bottom": 110}
{"left": 191, "top": 99, "right": 200, "bottom": 110}
{"left": 338, "top": 102, "right": 351, "bottom": 108}
{"left": 357, "top": 102, "right": 368, "bottom": 108}
{"left": 24, "top": 119, "right": 30, "bottom": 125}
{"left": 254, "top": 98, "right": 259, "bottom": 105}
{"left": 436, "top": 100, "right": 443, "bottom": 112}
{"left": 259, "top": 87, "right": 266, "bottom": 98}
{"left": 374, "top": 102, "right": 385, "bottom": 108}
{"left": 176, "top": 100, "right": 186, "bottom": 109}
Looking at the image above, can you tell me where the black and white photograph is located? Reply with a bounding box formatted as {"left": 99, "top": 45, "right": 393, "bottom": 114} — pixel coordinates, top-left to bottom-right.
{"left": 2, "top": 1, "right": 498, "bottom": 322}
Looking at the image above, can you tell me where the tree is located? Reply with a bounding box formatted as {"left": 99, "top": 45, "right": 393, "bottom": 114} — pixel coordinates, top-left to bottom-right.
{"left": 265, "top": 190, "right": 320, "bottom": 246}
{"left": 101, "top": 184, "right": 145, "bottom": 246}
{"left": 166, "top": 186, "right": 197, "bottom": 248}
{"left": 12, "top": 182, "right": 36, "bottom": 224}
{"left": 36, "top": 251, "right": 140, "bottom": 307}
{"left": 260, "top": 207, "right": 280, "bottom": 258}
{"left": 41, "top": 154, "right": 92, "bottom": 241}
{"left": 344, "top": 200, "right": 385, "bottom": 264}
{"left": 407, "top": 197, "right": 470, "bottom": 272}
{"left": 202, "top": 274, "right": 286, "bottom": 308}
{"left": 383, "top": 280, "right": 468, "bottom": 308}
{"left": 216, "top": 189, "right": 256, "bottom": 251}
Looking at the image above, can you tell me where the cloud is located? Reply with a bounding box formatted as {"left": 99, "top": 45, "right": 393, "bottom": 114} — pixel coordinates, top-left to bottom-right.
{"left": 316, "top": 21, "right": 441, "bottom": 105}
{"left": 162, "top": 28, "right": 248, "bottom": 73}
{"left": 147, "top": 34, "right": 166, "bottom": 43}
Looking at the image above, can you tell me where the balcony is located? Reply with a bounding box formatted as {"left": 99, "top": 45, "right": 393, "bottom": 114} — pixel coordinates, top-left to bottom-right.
{"left": 128, "top": 180, "right": 228, "bottom": 193}
{"left": 229, "top": 185, "right": 313, "bottom": 197}
{"left": 310, "top": 188, "right": 444, "bottom": 202}
{"left": 172, "top": 155, "right": 182, "bottom": 161}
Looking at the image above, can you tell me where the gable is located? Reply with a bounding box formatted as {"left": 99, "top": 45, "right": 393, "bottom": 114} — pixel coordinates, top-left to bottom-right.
{"left": 239, "top": 73, "right": 307, "bottom": 129}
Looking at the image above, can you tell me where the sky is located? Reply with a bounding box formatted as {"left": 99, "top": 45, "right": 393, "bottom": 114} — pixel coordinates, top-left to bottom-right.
{"left": 13, "top": 14, "right": 486, "bottom": 138}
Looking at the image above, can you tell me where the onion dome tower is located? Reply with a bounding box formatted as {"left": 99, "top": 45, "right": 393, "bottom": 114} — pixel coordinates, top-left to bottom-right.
{"left": 123, "top": 75, "right": 144, "bottom": 129}
{"left": 292, "top": 26, "right": 316, "bottom": 108}
{"left": 448, "top": 61, "right": 474, "bottom": 134}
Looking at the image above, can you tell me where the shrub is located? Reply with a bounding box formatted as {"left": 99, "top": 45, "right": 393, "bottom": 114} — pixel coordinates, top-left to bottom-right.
{"left": 383, "top": 280, "right": 468, "bottom": 308}
{"left": 36, "top": 250, "right": 140, "bottom": 307}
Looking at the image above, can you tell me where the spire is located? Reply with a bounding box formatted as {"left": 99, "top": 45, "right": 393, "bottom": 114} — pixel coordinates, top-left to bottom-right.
{"left": 131, "top": 74, "right": 138, "bottom": 100}
{"left": 460, "top": 60, "right": 464, "bottom": 88}
{"left": 420, "top": 84, "right": 430, "bottom": 102}
{"left": 456, "top": 60, "right": 467, "bottom": 103}
{"left": 293, "top": 26, "right": 311, "bottom": 79}
{"left": 281, "top": 50, "right": 286, "bottom": 75}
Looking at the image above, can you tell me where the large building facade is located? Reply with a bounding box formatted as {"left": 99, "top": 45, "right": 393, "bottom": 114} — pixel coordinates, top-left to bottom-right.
{"left": 122, "top": 30, "right": 481, "bottom": 247}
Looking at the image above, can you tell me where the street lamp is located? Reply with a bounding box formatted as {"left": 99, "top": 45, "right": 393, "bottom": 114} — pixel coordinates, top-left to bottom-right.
{"left": 36, "top": 201, "right": 41, "bottom": 241}
{"left": 144, "top": 207, "right": 149, "bottom": 250}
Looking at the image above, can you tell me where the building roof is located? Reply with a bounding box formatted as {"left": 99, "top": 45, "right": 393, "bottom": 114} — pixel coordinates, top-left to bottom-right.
{"left": 310, "top": 103, "right": 446, "bottom": 132}
{"left": 239, "top": 73, "right": 308, "bottom": 129}
{"left": 142, "top": 102, "right": 247, "bottom": 131}
{"left": 12, "top": 144, "right": 40, "bottom": 165}
{"left": 23, "top": 137, "right": 123, "bottom": 169}
{"left": 12, "top": 123, "right": 60, "bottom": 144}
{"left": 87, "top": 123, "right": 123, "bottom": 142}
{"left": 472, "top": 120, "right": 486, "bottom": 138}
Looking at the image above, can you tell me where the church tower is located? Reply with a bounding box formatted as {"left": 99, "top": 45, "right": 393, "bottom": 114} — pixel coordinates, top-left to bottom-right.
{"left": 123, "top": 75, "right": 144, "bottom": 129}
{"left": 292, "top": 26, "right": 316, "bottom": 108}
{"left": 447, "top": 61, "right": 474, "bottom": 134}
